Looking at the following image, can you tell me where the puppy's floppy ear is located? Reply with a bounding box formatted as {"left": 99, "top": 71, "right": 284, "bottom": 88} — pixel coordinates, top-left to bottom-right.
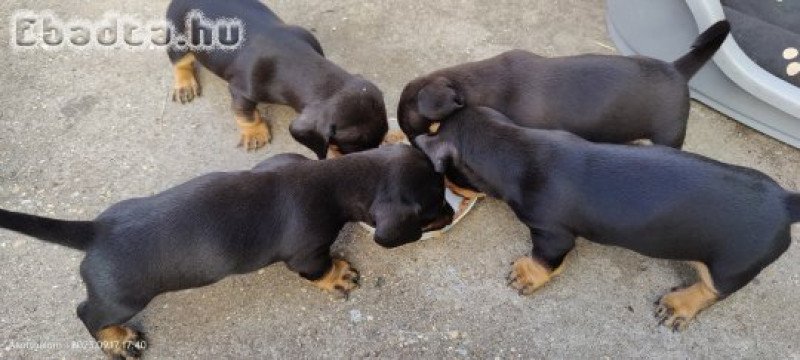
{"left": 290, "top": 106, "right": 335, "bottom": 160}
{"left": 414, "top": 134, "right": 459, "bottom": 174}
{"left": 370, "top": 200, "right": 423, "bottom": 249}
{"left": 416, "top": 77, "right": 464, "bottom": 120}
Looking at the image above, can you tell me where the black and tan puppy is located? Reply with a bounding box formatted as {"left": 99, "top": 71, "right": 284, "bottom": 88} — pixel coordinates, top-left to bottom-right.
{"left": 399, "top": 21, "right": 731, "bottom": 149}
{"left": 415, "top": 107, "right": 799, "bottom": 331}
{"left": 167, "top": 0, "right": 388, "bottom": 157}
{"left": 0, "top": 145, "right": 453, "bottom": 358}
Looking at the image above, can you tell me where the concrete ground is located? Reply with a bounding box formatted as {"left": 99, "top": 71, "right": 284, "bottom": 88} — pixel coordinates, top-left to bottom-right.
{"left": 1, "top": 0, "right": 799, "bottom": 358}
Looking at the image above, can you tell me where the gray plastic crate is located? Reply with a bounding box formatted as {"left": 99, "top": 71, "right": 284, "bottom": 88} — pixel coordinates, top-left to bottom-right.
{"left": 606, "top": 0, "right": 800, "bottom": 148}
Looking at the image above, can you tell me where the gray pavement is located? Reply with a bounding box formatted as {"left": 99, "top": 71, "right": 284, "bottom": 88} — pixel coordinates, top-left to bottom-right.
{"left": 1, "top": 0, "right": 798, "bottom": 359}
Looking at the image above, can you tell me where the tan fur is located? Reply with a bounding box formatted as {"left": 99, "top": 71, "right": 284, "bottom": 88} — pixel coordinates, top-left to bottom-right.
{"left": 383, "top": 129, "right": 408, "bottom": 145}
{"left": 655, "top": 262, "right": 719, "bottom": 331}
{"left": 96, "top": 325, "right": 144, "bottom": 359}
{"left": 312, "top": 259, "right": 359, "bottom": 297}
{"left": 171, "top": 53, "right": 201, "bottom": 103}
{"left": 507, "top": 256, "right": 562, "bottom": 295}
{"left": 327, "top": 145, "right": 343, "bottom": 159}
{"left": 445, "top": 178, "right": 485, "bottom": 200}
{"left": 428, "top": 122, "right": 441, "bottom": 134}
{"left": 236, "top": 110, "right": 271, "bottom": 150}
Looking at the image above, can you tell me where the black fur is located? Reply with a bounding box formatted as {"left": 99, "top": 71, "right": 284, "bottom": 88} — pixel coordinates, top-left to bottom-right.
{"left": 167, "top": 0, "right": 388, "bottom": 158}
{"left": 0, "top": 209, "right": 93, "bottom": 250}
{"left": 789, "top": 193, "right": 800, "bottom": 222}
{"left": 0, "top": 145, "right": 453, "bottom": 357}
{"left": 399, "top": 21, "right": 731, "bottom": 149}
{"left": 416, "top": 106, "right": 796, "bottom": 300}
{"left": 673, "top": 20, "right": 731, "bottom": 79}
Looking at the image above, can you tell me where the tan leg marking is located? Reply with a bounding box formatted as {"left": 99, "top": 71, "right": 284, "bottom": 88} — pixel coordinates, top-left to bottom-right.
{"left": 96, "top": 325, "right": 146, "bottom": 359}
{"left": 312, "top": 259, "right": 360, "bottom": 298}
{"left": 236, "top": 110, "right": 271, "bottom": 151}
{"left": 655, "top": 261, "right": 719, "bottom": 331}
{"left": 507, "top": 256, "right": 563, "bottom": 295}
{"left": 383, "top": 129, "right": 408, "bottom": 145}
{"left": 171, "top": 53, "right": 201, "bottom": 104}
{"left": 445, "top": 178, "right": 485, "bottom": 200}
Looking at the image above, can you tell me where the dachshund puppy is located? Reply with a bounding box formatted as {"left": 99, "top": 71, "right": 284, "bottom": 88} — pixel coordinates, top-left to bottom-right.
{"left": 0, "top": 145, "right": 453, "bottom": 358}
{"left": 415, "top": 107, "right": 799, "bottom": 331}
{"left": 399, "top": 21, "right": 731, "bottom": 149}
{"left": 167, "top": 0, "right": 388, "bottom": 157}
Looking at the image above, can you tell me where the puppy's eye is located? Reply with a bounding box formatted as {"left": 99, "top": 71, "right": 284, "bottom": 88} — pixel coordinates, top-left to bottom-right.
{"left": 428, "top": 122, "right": 441, "bottom": 135}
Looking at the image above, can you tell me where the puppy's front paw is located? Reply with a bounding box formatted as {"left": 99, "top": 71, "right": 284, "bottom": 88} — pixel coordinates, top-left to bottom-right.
{"left": 507, "top": 256, "right": 555, "bottom": 295}
{"left": 655, "top": 283, "right": 717, "bottom": 332}
{"left": 313, "top": 259, "right": 360, "bottom": 299}
{"left": 96, "top": 325, "right": 147, "bottom": 359}
{"left": 172, "top": 75, "right": 201, "bottom": 104}
{"left": 237, "top": 117, "right": 271, "bottom": 151}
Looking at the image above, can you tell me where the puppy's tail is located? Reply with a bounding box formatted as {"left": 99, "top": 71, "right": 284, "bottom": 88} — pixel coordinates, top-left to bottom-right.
{"left": 789, "top": 193, "right": 800, "bottom": 223}
{"left": 673, "top": 20, "right": 731, "bottom": 80}
{"left": 0, "top": 209, "right": 94, "bottom": 250}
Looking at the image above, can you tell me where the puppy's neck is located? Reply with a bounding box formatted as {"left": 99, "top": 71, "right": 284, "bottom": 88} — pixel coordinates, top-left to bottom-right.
{"left": 314, "top": 159, "right": 381, "bottom": 223}
{"left": 450, "top": 119, "right": 546, "bottom": 201}
{"left": 291, "top": 62, "right": 353, "bottom": 110}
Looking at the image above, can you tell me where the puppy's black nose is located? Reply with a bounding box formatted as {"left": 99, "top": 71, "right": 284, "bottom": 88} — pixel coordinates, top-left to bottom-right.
{"left": 423, "top": 202, "right": 455, "bottom": 232}
{"left": 443, "top": 201, "right": 455, "bottom": 217}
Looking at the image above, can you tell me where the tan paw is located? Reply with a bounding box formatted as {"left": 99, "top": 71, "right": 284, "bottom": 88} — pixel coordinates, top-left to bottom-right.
{"left": 312, "top": 259, "right": 360, "bottom": 298}
{"left": 171, "top": 54, "right": 201, "bottom": 104}
{"left": 655, "top": 282, "right": 717, "bottom": 332}
{"left": 236, "top": 115, "right": 271, "bottom": 151}
{"left": 171, "top": 75, "right": 201, "bottom": 104}
{"left": 96, "top": 325, "right": 147, "bottom": 359}
{"left": 507, "top": 256, "right": 555, "bottom": 295}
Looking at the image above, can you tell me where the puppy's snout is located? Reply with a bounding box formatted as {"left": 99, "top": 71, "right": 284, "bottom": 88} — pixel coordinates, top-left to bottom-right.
{"left": 442, "top": 200, "right": 455, "bottom": 217}
{"left": 423, "top": 201, "right": 455, "bottom": 232}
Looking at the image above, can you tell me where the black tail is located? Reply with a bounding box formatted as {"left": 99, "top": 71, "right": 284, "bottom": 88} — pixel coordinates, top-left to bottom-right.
{"left": 673, "top": 20, "right": 731, "bottom": 79}
{"left": 0, "top": 209, "right": 94, "bottom": 250}
{"left": 789, "top": 193, "right": 800, "bottom": 223}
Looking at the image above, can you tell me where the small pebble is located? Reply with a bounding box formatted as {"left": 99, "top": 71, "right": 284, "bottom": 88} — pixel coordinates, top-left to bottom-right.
{"left": 349, "top": 309, "right": 363, "bottom": 323}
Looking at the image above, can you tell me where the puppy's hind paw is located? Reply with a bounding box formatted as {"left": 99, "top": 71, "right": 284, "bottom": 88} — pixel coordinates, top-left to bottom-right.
{"left": 654, "top": 282, "right": 717, "bottom": 332}
{"left": 96, "top": 325, "right": 147, "bottom": 359}
{"left": 655, "top": 300, "right": 690, "bottom": 332}
{"left": 313, "top": 259, "right": 360, "bottom": 299}
{"left": 507, "top": 256, "right": 555, "bottom": 295}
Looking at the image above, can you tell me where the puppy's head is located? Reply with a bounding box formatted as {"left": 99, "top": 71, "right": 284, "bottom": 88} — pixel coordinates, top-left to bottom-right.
{"left": 414, "top": 132, "right": 459, "bottom": 174}
{"left": 412, "top": 108, "right": 486, "bottom": 193}
{"left": 369, "top": 145, "right": 454, "bottom": 248}
{"left": 398, "top": 76, "right": 464, "bottom": 144}
{"left": 290, "top": 77, "right": 388, "bottom": 159}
